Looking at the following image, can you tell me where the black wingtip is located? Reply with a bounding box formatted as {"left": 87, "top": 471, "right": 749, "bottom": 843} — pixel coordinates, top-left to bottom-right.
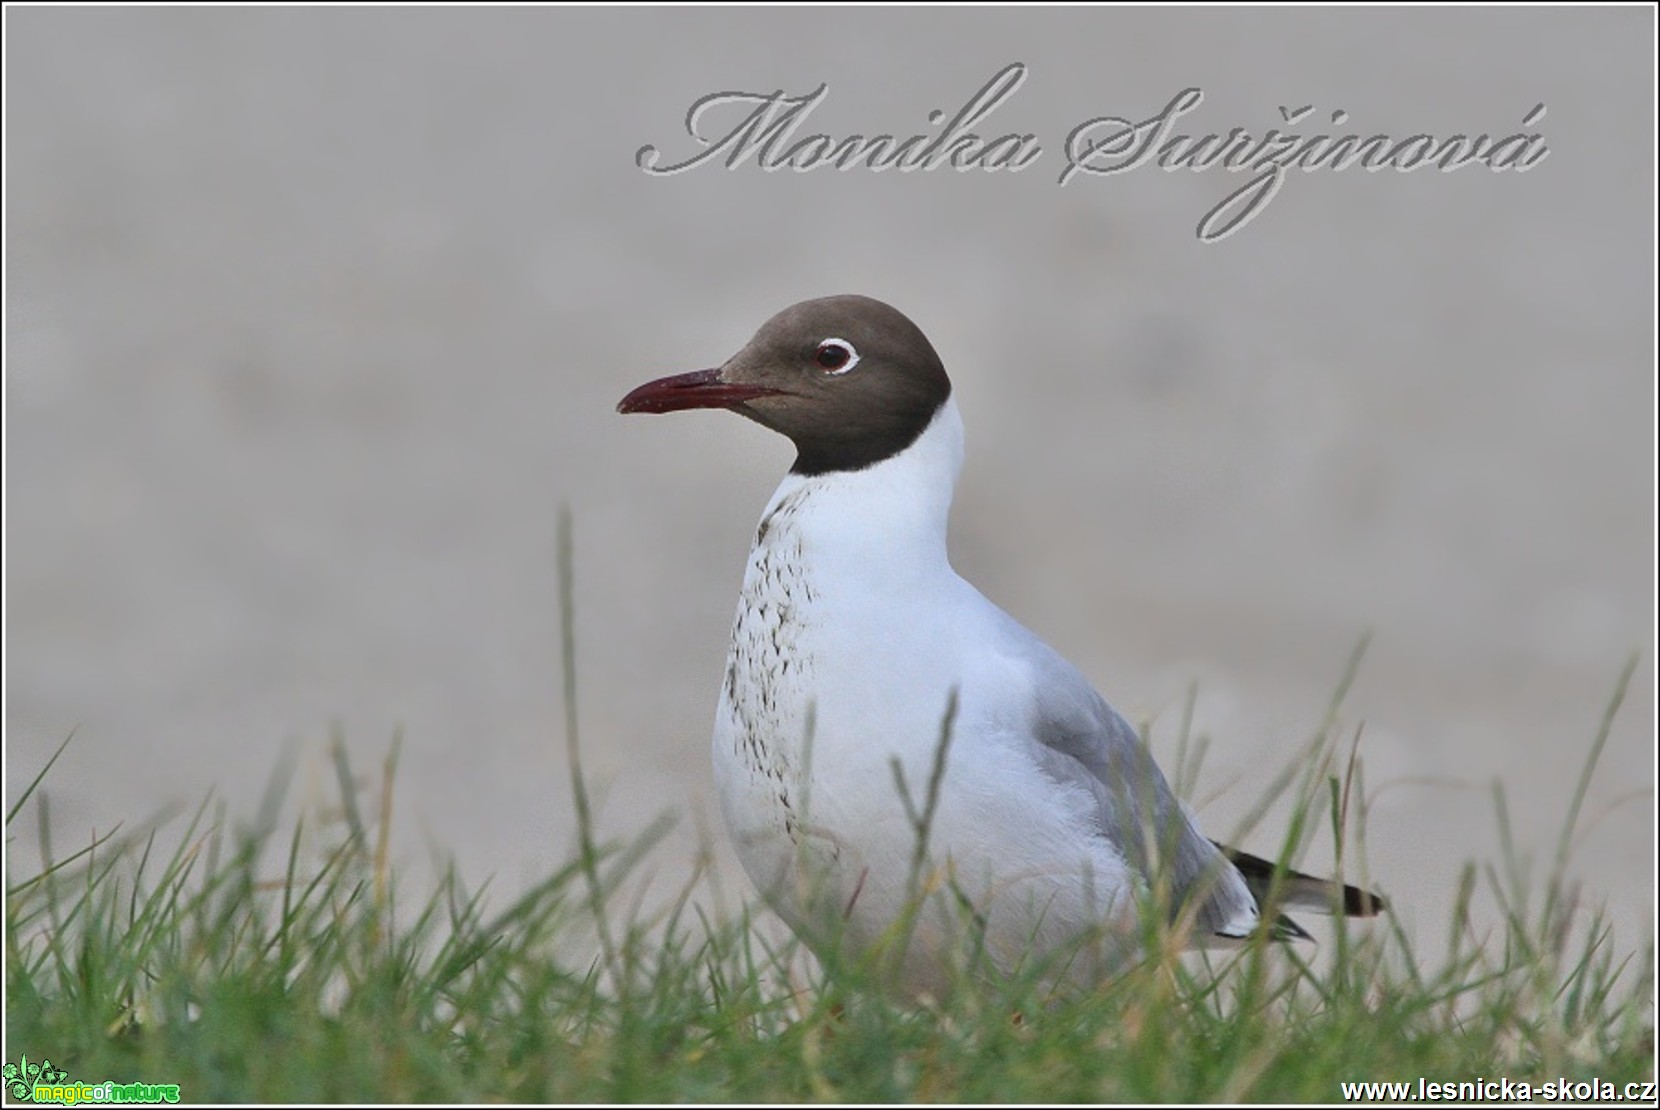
{"left": 1271, "top": 914, "right": 1313, "bottom": 943}
{"left": 1214, "top": 841, "right": 1388, "bottom": 919}
{"left": 1341, "top": 884, "right": 1388, "bottom": 917}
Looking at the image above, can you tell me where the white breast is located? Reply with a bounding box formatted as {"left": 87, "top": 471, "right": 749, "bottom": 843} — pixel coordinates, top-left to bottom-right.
{"left": 710, "top": 401, "right": 1139, "bottom": 996}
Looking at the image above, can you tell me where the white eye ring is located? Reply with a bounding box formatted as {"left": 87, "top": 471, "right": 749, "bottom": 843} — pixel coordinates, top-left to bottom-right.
{"left": 814, "top": 337, "right": 860, "bottom": 375}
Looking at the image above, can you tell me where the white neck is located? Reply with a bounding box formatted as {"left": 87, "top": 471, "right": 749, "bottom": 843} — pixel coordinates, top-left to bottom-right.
{"left": 759, "top": 397, "right": 964, "bottom": 589}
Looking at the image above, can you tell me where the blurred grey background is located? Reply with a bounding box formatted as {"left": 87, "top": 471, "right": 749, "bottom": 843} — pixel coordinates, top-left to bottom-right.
{"left": 6, "top": 9, "right": 1653, "bottom": 951}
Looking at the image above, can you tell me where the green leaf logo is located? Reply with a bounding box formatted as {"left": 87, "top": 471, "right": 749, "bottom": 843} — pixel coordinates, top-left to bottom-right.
{"left": 3, "top": 1056, "right": 69, "bottom": 1101}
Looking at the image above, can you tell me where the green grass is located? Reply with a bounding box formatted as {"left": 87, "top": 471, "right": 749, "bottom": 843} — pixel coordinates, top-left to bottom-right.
{"left": 4, "top": 522, "right": 1653, "bottom": 1101}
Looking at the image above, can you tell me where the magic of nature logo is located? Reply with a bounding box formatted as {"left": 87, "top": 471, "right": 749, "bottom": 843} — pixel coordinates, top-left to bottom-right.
{"left": 3, "top": 1056, "right": 181, "bottom": 1105}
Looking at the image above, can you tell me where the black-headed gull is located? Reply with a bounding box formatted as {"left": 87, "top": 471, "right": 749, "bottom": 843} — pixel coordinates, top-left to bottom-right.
{"left": 619, "top": 295, "right": 1384, "bottom": 997}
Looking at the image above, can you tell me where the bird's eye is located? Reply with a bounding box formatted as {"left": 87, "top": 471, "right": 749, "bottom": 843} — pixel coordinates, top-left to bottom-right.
{"left": 814, "top": 338, "right": 860, "bottom": 375}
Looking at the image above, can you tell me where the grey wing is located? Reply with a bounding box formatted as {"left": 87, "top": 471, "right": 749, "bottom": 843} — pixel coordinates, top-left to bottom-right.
{"left": 1000, "top": 619, "right": 1263, "bottom": 940}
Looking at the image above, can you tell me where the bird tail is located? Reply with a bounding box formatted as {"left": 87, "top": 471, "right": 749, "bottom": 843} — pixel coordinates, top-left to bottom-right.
{"left": 1213, "top": 842, "right": 1388, "bottom": 920}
